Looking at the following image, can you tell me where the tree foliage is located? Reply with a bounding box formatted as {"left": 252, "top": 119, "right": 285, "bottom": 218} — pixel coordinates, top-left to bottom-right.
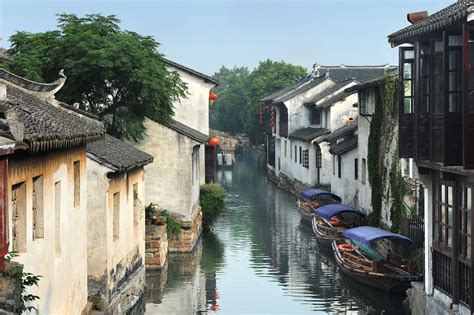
{"left": 5, "top": 13, "right": 187, "bottom": 140}
{"left": 210, "top": 60, "right": 306, "bottom": 143}
{"left": 210, "top": 66, "right": 250, "bottom": 134}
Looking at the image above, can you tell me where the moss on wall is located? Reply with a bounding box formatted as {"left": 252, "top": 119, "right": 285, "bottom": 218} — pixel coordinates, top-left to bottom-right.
{"left": 367, "top": 75, "right": 406, "bottom": 230}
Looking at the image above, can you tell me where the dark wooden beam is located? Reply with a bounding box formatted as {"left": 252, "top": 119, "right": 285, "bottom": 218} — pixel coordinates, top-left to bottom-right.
{"left": 452, "top": 180, "right": 460, "bottom": 304}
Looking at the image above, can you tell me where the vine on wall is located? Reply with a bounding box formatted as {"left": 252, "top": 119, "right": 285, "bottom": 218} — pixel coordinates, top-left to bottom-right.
{"left": 367, "top": 75, "right": 406, "bottom": 230}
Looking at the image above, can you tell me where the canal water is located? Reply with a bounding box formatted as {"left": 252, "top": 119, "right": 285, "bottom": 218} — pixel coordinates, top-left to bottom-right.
{"left": 144, "top": 157, "right": 406, "bottom": 314}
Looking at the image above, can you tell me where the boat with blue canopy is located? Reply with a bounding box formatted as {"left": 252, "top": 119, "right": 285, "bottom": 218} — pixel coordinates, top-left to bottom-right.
{"left": 332, "top": 226, "right": 420, "bottom": 292}
{"left": 297, "top": 189, "right": 341, "bottom": 223}
{"left": 311, "top": 204, "right": 367, "bottom": 247}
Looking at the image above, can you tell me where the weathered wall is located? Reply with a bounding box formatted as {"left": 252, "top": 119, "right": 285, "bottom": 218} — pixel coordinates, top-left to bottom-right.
{"left": 8, "top": 146, "right": 88, "bottom": 314}
{"left": 86, "top": 159, "right": 146, "bottom": 312}
{"left": 135, "top": 118, "right": 201, "bottom": 222}
{"left": 357, "top": 89, "right": 374, "bottom": 213}
{"left": 167, "top": 66, "right": 214, "bottom": 136}
{"left": 145, "top": 224, "right": 168, "bottom": 269}
{"left": 331, "top": 147, "right": 359, "bottom": 206}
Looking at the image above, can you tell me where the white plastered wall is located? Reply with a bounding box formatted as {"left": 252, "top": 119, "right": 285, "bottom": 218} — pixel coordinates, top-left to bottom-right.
{"left": 8, "top": 147, "right": 88, "bottom": 314}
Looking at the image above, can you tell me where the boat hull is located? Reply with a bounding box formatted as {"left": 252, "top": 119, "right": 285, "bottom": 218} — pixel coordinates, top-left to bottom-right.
{"left": 298, "top": 206, "right": 314, "bottom": 223}
{"left": 311, "top": 218, "right": 336, "bottom": 248}
{"left": 332, "top": 241, "right": 417, "bottom": 292}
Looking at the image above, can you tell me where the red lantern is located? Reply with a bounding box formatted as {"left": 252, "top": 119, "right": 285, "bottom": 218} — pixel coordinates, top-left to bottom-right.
{"left": 209, "top": 91, "right": 218, "bottom": 101}
{"left": 208, "top": 137, "right": 220, "bottom": 147}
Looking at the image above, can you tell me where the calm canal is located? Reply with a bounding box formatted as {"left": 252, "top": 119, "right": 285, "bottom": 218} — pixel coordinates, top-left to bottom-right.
{"left": 144, "top": 157, "right": 405, "bottom": 314}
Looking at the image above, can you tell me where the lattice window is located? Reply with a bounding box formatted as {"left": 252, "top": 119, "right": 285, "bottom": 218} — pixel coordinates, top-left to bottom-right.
{"left": 315, "top": 147, "right": 321, "bottom": 168}
{"left": 302, "top": 150, "right": 309, "bottom": 168}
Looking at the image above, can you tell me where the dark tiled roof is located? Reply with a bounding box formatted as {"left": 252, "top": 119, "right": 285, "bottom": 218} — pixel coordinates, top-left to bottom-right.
{"left": 0, "top": 68, "right": 65, "bottom": 93}
{"left": 288, "top": 127, "right": 329, "bottom": 142}
{"left": 303, "top": 79, "right": 354, "bottom": 105}
{"left": 164, "top": 58, "right": 218, "bottom": 85}
{"left": 316, "top": 90, "right": 356, "bottom": 109}
{"left": 260, "top": 65, "right": 396, "bottom": 104}
{"left": 329, "top": 136, "right": 358, "bottom": 155}
{"left": 165, "top": 120, "right": 209, "bottom": 143}
{"left": 273, "top": 77, "right": 327, "bottom": 103}
{"left": 0, "top": 71, "right": 105, "bottom": 153}
{"left": 324, "top": 122, "right": 358, "bottom": 142}
{"left": 87, "top": 135, "right": 153, "bottom": 172}
{"left": 318, "top": 65, "right": 397, "bottom": 83}
{"left": 260, "top": 78, "right": 309, "bottom": 102}
{"left": 388, "top": 1, "right": 474, "bottom": 47}
{"left": 345, "top": 71, "right": 398, "bottom": 93}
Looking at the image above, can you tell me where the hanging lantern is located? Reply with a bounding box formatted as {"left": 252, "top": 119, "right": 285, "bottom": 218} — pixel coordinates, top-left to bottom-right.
{"left": 209, "top": 91, "right": 218, "bottom": 101}
{"left": 208, "top": 137, "right": 220, "bottom": 147}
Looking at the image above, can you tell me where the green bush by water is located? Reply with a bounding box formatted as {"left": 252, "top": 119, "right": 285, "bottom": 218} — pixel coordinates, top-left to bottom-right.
{"left": 200, "top": 183, "right": 226, "bottom": 228}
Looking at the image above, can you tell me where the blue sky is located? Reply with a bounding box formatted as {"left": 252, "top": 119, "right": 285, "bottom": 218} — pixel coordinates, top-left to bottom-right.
{"left": 0, "top": 0, "right": 453, "bottom": 75}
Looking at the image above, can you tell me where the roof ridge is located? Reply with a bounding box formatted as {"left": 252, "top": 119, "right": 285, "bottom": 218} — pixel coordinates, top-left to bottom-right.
{"left": 0, "top": 68, "right": 66, "bottom": 97}
{"left": 163, "top": 58, "right": 218, "bottom": 85}
{"left": 318, "top": 64, "right": 397, "bottom": 69}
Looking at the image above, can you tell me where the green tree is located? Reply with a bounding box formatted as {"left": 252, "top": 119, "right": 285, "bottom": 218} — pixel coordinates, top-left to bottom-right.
{"left": 210, "top": 60, "right": 306, "bottom": 143}
{"left": 245, "top": 60, "right": 307, "bottom": 143}
{"left": 210, "top": 66, "right": 250, "bottom": 133}
{"left": 5, "top": 13, "right": 186, "bottom": 140}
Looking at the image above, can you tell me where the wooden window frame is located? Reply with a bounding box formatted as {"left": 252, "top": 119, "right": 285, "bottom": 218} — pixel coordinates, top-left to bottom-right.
{"left": 302, "top": 150, "right": 309, "bottom": 168}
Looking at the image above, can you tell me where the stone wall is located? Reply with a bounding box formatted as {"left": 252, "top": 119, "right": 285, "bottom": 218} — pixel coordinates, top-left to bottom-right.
{"left": 0, "top": 262, "right": 22, "bottom": 314}
{"left": 406, "top": 282, "right": 471, "bottom": 315}
{"left": 145, "top": 224, "right": 168, "bottom": 270}
{"left": 168, "top": 207, "right": 203, "bottom": 253}
{"left": 267, "top": 168, "right": 312, "bottom": 199}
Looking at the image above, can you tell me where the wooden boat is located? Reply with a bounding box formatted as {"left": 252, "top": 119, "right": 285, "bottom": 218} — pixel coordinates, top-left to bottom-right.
{"left": 297, "top": 189, "right": 341, "bottom": 223}
{"left": 332, "top": 226, "right": 420, "bottom": 292}
{"left": 311, "top": 204, "right": 367, "bottom": 248}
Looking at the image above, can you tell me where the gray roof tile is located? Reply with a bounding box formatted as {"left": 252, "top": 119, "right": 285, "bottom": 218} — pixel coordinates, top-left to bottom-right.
{"left": 87, "top": 135, "right": 153, "bottom": 172}
{"left": 329, "top": 136, "right": 358, "bottom": 155}
{"left": 288, "top": 127, "right": 329, "bottom": 142}
{"left": 303, "top": 79, "right": 354, "bottom": 105}
{"left": 166, "top": 120, "right": 209, "bottom": 143}
{"left": 0, "top": 70, "right": 105, "bottom": 153}
{"left": 324, "top": 122, "right": 358, "bottom": 142}
{"left": 261, "top": 65, "right": 396, "bottom": 104}
{"left": 388, "top": 1, "right": 474, "bottom": 47}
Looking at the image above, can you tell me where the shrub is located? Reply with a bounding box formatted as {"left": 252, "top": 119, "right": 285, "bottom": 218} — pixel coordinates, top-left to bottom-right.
{"left": 145, "top": 203, "right": 182, "bottom": 239}
{"left": 200, "top": 183, "right": 226, "bottom": 228}
{"left": 159, "top": 210, "right": 182, "bottom": 238}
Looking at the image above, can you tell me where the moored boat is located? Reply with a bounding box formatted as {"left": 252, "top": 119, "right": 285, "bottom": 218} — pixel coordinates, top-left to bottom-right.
{"left": 332, "top": 226, "right": 420, "bottom": 292}
{"left": 297, "top": 189, "right": 341, "bottom": 223}
{"left": 311, "top": 204, "right": 367, "bottom": 247}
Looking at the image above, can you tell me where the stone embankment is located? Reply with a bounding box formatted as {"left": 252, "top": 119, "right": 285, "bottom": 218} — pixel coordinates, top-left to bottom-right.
{"left": 145, "top": 224, "right": 168, "bottom": 270}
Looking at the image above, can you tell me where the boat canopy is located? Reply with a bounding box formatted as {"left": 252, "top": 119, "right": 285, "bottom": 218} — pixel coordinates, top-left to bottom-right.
{"left": 301, "top": 189, "right": 341, "bottom": 202}
{"left": 343, "top": 226, "right": 412, "bottom": 245}
{"left": 314, "top": 204, "right": 364, "bottom": 220}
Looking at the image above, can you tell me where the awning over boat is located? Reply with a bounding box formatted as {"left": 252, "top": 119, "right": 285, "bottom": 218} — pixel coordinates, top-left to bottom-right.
{"left": 314, "top": 204, "right": 365, "bottom": 220}
{"left": 301, "top": 189, "right": 341, "bottom": 202}
{"left": 343, "top": 226, "right": 412, "bottom": 245}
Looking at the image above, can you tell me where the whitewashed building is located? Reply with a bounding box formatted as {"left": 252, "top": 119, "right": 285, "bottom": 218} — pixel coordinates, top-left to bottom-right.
{"left": 325, "top": 122, "right": 358, "bottom": 206}
{"left": 0, "top": 68, "right": 105, "bottom": 314}
{"left": 87, "top": 135, "right": 153, "bottom": 313}
{"left": 133, "top": 59, "right": 218, "bottom": 252}
{"left": 263, "top": 65, "right": 395, "bottom": 193}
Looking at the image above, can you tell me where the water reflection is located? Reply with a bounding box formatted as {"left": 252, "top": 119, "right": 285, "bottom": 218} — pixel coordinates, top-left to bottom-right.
{"left": 145, "top": 157, "right": 405, "bottom": 314}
